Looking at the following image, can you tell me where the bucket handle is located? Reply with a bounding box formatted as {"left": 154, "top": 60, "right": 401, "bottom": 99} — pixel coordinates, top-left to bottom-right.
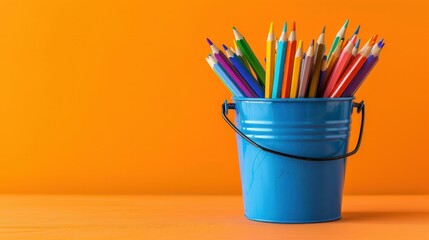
{"left": 221, "top": 100, "right": 365, "bottom": 161}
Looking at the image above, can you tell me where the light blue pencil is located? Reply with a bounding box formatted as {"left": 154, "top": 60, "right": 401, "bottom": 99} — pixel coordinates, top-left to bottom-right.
{"left": 271, "top": 22, "right": 287, "bottom": 98}
{"left": 206, "top": 55, "right": 244, "bottom": 97}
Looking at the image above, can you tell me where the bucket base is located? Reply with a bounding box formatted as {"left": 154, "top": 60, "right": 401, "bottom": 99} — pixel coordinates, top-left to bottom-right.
{"left": 244, "top": 214, "right": 342, "bottom": 224}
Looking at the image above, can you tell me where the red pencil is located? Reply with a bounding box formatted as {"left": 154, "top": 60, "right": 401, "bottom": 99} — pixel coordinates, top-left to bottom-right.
{"left": 328, "top": 36, "right": 377, "bottom": 98}
{"left": 281, "top": 21, "right": 296, "bottom": 98}
{"left": 322, "top": 35, "right": 356, "bottom": 97}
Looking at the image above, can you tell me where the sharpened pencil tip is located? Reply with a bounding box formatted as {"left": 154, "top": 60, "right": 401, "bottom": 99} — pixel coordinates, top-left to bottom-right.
{"left": 350, "top": 34, "right": 357, "bottom": 44}
{"left": 269, "top": 22, "right": 274, "bottom": 33}
{"left": 222, "top": 44, "right": 228, "bottom": 50}
{"left": 380, "top": 42, "right": 385, "bottom": 48}
{"left": 378, "top": 39, "right": 384, "bottom": 47}
{"left": 354, "top": 25, "right": 360, "bottom": 35}
{"left": 311, "top": 39, "right": 314, "bottom": 46}
{"left": 370, "top": 34, "right": 378, "bottom": 45}
{"left": 322, "top": 26, "right": 326, "bottom": 33}
{"left": 292, "top": 21, "right": 296, "bottom": 31}
{"left": 355, "top": 39, "right": 361, "bottom": 48}
{"left": 344, "top": 19, "right": 349, "bottom": 28}
{"left": 206, "top": 38, "right": 213, "bottom": 46}
{"left": 282, "top": 22, "right": 287, "bottom": 32}
{"left": 298, "top": 40, "right": 303, "bottom": 49}
{"left": 232, "top": 26, "right": 236, "bottom": 30}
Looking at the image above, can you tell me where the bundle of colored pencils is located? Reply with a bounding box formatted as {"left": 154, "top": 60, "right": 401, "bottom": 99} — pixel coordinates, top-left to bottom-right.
{"left": 206, "top": 20, "right": 384, "bottom": 98}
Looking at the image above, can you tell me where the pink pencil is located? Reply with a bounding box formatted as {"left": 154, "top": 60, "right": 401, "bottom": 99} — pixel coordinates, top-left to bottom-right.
{"left": 323, "top": 35, "right": 357, "bottom": 98}
{"left": 328, "top": 36, "right": 376, "bottom": 98}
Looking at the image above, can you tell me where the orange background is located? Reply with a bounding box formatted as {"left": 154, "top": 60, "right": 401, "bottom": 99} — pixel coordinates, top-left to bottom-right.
{"left": 0, "top": 0, "right": 427, "bottom": 194}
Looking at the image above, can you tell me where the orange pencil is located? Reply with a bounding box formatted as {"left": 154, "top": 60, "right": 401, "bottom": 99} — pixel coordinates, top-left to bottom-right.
{"left": 329, "top": 36, "right": 377, "bottom": 98}
{"left": 281, "top": 21, "right": 296, "bottom": 98}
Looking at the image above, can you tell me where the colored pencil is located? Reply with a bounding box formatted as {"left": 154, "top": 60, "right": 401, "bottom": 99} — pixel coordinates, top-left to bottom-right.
{"left": 342, "top": 40, "right": 384, "bottom": 97}
{"left": 351, "top": 25, "right": 360, "bottom": 39}
{"left": 328, "top": 36, "right": 376, "bottom": 98}
{"left": 272, "top": 23, "right": 288, "bottom": 98}
{"left": 224, "top": 45, "right": 264, "bottom": 97}
{"left": 313, "top": 26, "right": 325, "bottom": 68}
{"left": 281, "top": 21, "right": 296, "bottom": 98}
{"left": 265, "top": 22, "right": 276, "bottom": 98}
{"left": 289, "top": 40, "right": 303, "bottom": 98}
{"left": 307, "top": 36, "right": 325, "bottom": 97}
{"left": 350, "top": 39, "right": 360, "bottom": 63}
{"left": 322, "top": 39, "right": 343, "bottom": 90}
{"left": 317, "top": 56, "right": 328, "bottom": 97}
{"left": 322, "top": 35, "right": 357, "bottom": 97}
{"left": 298, "top": 40, "right": 315, "bottom": 97}
{"left": 359, "top": 35, "right": 378, "bottom": 56}
{"left": 327, "top": 20, "right": 349, "bottom": 60}
{"left": 206, "top": 55, "right": 244, "bottom": 97}
{"left": 341, "top": 26, "right": 359, "bottom": 52}
{"left": 207, "top": 39, "right": 257, "bottom": 97}
{"left": 300, "top": 53, "right": 306, "bottom": 82}
{"left": 233, "top": 27, "right": 266, "bottom": 85}
{"left": 233, "top": 40, "right": 251, "bottom": 70}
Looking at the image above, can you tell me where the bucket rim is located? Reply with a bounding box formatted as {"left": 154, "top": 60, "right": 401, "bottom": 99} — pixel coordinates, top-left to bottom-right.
{"left": 232, "top": 97, "right": 355, "bottom": 102}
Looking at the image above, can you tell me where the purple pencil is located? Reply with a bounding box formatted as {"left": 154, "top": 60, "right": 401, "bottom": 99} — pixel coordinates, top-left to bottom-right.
{"left": 317, "top": 56, "right": 328, "bottom": 97}
{"left": 342, "top": 40, "right": 384, "bottom": 97}
{"left": 207, "top": 38, "right": 257, "bottom": 98}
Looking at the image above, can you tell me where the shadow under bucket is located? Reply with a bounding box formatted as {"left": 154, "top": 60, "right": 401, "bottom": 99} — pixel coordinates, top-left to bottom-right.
{"left": 222, "top": 97, "right": 365, "bottom": 223}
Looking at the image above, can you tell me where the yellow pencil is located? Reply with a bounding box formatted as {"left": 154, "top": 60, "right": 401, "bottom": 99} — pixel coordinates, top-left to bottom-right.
{"left": 265, "top": 22, "right": 276, "bottom": 98}
{"left": 289, "top": 40, "right": 303, "bottom": 98}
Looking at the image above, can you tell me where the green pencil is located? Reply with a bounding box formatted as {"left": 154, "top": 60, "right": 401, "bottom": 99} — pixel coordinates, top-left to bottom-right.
{"left": 233, "top": 27, "right": 266, "bottom": 86}
{"left": 327, "top": 20, "right": 349, "bottom": 60}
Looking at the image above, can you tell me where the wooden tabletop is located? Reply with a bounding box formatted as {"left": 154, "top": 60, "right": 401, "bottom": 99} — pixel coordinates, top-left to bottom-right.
{"left": 0, "top": 195, "right": 428, "bottom": 239}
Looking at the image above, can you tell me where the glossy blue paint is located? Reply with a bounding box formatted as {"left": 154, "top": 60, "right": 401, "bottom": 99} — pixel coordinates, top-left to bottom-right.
{"left": 233, "top": 97, "right": 355, "bottom": 223}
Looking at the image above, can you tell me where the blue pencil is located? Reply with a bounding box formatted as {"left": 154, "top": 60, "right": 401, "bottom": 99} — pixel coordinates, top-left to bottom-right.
{"left": 223, "top": 45, "right": 264, "bottom": 97}
{"left": 272, "top": 22, "right": 288, "bottom": 98}
{"left": 206, "top": 55, "right": 245, "bottom": 97}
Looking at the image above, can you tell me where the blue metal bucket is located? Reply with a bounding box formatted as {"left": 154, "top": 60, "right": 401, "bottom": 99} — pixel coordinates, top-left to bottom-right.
{"left": 222, "top": 98, "right": 365, "bottom": 223}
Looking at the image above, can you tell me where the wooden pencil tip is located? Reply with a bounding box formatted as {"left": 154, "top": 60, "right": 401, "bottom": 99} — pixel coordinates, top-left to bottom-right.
{"left": 282, "top": 22, "right": 287, "bottom": 32}
{"left": 269, "top": 22, "right": 274, "bottom": 32}
{"left": 311, "top": 39, "right": 314, "bottom": 46}
{"left": 350, "top": 34, "right": 357, "bottom": 44}
{"left": 355, "top": 39, "right": 361, "bottom": 48}
{"left": 293, "top": 21, "right": 296, "bottom": 31}
{"left": 206, "top": 38, "right": 213, "bottom": 46}
{"left": 322, "top": 26, "right": 326, "bottom": 33}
